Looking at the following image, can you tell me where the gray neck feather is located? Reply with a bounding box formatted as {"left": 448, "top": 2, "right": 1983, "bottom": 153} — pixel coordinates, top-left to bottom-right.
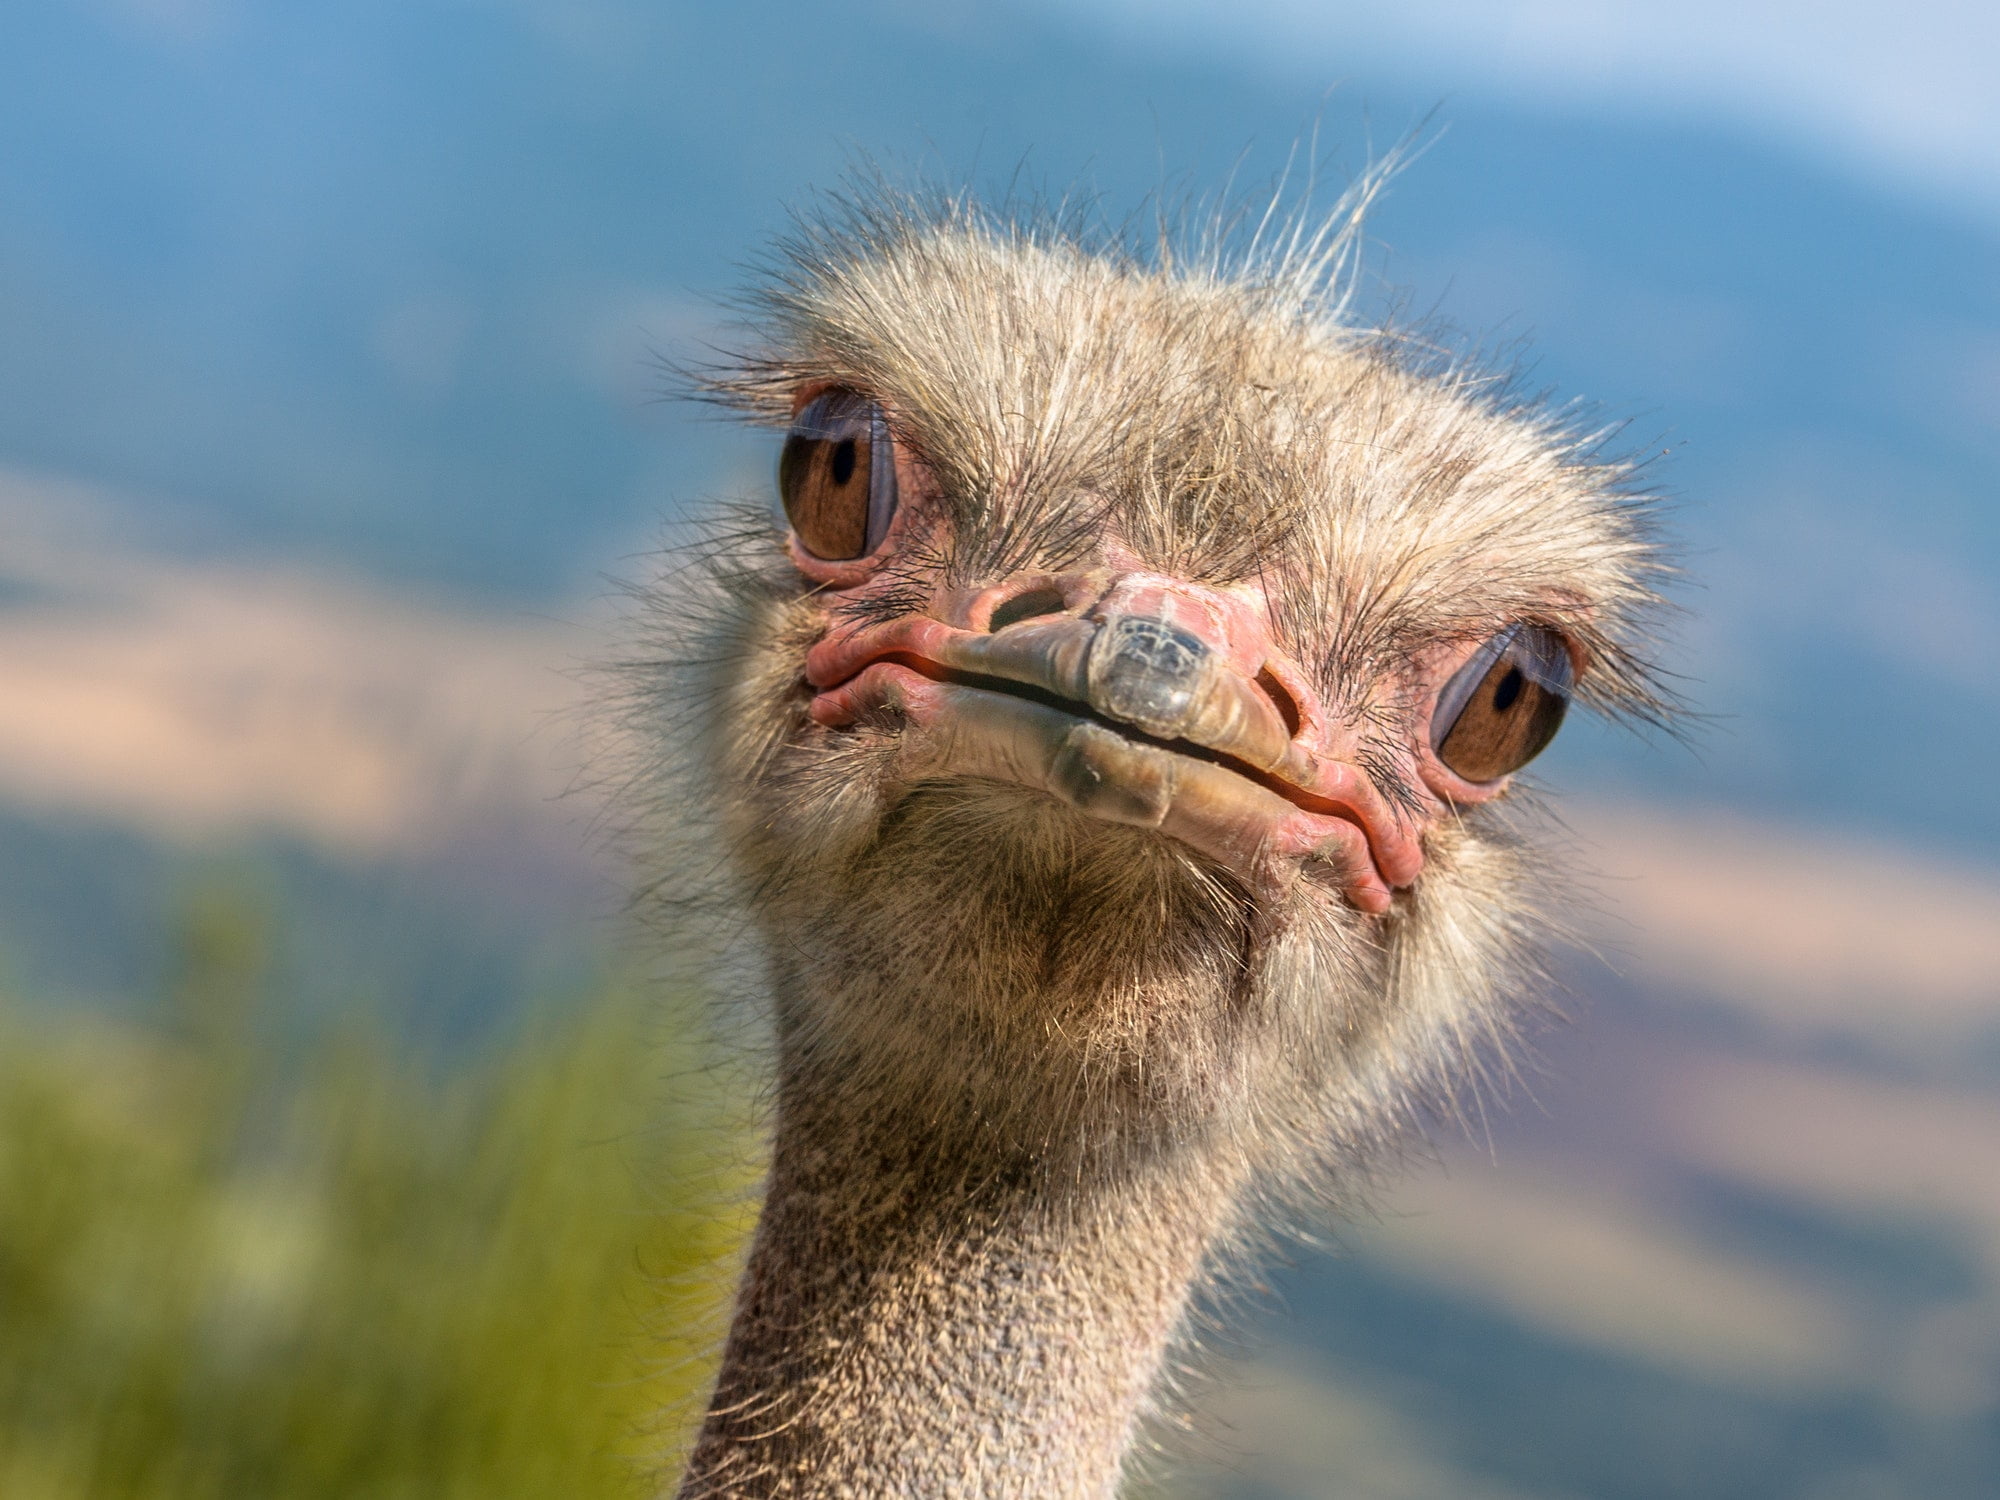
{"left": 677, "top": 1001, "right": 1245, "bottom": 1498}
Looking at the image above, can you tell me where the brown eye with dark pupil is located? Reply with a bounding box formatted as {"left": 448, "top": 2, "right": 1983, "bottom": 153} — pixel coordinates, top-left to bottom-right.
{"left": 778, "top": 389, "right": 898, "bottom": 561}
{"left": 1431, "top": 624, "right": 1574, "bottom": 784}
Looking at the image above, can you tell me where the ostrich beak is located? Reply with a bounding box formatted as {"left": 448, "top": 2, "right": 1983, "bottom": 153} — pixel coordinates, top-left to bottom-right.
{"left": 805, "top": 590, "right": 1424, "bottom": 912}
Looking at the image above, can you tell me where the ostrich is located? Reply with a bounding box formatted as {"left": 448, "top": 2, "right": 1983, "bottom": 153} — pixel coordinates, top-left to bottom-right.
{"left": 626, "top": 181, "right": 1669, "bottom": 1498}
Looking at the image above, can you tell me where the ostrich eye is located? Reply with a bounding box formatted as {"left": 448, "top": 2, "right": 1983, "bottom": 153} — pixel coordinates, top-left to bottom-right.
{"left": 1431, "top": 624, "right": 1574, "bottom": 783}
{"left": 778, "top": 389, "right": 899, "bottom": 560}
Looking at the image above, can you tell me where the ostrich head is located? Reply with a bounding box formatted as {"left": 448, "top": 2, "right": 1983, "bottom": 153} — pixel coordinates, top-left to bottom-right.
{"left": 635, "top": 185, "right": 1669, "bottom": 1497}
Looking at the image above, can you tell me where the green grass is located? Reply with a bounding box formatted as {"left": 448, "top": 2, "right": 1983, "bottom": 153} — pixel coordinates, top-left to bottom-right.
{"left": 0, "top": 894, "right": 751, "bottom": 1499}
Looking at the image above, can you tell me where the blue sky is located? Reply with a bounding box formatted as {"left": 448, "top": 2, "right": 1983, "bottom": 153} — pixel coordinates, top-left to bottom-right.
{"left": 3, "top": 0, "right": 1998, "bottom": 856}
{"left": 1061, "top": 0, "right": 2000, "bottom": 223}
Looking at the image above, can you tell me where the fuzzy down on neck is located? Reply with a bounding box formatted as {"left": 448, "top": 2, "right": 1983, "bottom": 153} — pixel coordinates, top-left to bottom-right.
{"left": 676, "top": 1037, "right": 1247, "bottom": 1500}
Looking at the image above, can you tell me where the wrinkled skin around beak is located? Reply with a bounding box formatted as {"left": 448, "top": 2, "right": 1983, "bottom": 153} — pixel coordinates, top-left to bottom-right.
{"left": 804, "top": 567, "right": 1428, "bottom": 912}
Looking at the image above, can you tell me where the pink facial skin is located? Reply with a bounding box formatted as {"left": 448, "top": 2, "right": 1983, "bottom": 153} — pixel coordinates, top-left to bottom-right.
{"left": 780, "top": 413, "right": 1532, "bottom": 914}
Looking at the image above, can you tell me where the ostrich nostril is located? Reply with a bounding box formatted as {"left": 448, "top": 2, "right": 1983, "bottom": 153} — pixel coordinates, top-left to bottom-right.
{"left": 987, "top": 585, "right": 1070, "bottom": 632}
{"left": 1255, "top": 667, "right": 1303, "bottom": 738}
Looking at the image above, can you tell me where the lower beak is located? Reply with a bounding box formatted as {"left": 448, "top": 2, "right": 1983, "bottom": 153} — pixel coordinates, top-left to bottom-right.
{"left": 889, "top": 674, "right": 1402, "bottom": 911}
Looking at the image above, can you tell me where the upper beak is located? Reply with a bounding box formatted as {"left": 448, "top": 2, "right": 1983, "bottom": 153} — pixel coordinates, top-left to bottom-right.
{"left": 912, "top": 613, "right": 1300, "bottom": 772}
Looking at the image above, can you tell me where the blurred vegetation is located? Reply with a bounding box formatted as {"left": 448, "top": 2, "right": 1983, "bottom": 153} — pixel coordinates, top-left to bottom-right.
{"left": 0, "top": 890, "right": 752, "bottom": 1499}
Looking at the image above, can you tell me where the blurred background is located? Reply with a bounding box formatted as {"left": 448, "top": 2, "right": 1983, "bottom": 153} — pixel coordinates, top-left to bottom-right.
{"left": 2, "top": 2, "right": 1997, "bottom": 1496}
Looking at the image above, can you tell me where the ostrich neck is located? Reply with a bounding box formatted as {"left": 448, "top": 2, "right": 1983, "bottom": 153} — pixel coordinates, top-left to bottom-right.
{"left": 678, "top": 983, "right": 1245, "bottom": 1498}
